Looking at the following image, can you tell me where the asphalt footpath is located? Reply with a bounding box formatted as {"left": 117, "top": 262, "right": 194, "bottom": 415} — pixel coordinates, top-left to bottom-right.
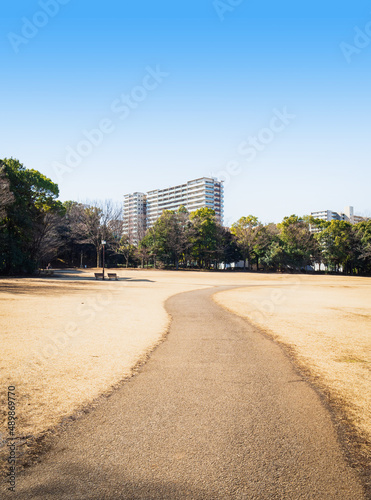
{"left": 5, "top": 286, "right": 365, "bottom": 499}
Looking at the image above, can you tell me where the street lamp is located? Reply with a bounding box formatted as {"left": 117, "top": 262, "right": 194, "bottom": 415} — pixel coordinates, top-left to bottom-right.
{"left": 101, "top": 240, "right": 106, "bottom": 279}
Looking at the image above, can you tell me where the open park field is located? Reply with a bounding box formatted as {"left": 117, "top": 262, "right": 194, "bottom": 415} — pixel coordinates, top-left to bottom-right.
{"left": 0, "top": 269, "right": 370, "bottom": 474}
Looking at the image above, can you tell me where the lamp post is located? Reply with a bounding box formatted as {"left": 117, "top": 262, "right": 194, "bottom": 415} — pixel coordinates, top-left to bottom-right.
{"left": 101, "top": 240, "right": 106, "bottom": 279}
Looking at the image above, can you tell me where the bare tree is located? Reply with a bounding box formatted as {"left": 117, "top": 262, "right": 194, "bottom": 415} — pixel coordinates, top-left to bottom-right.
{"left": 136, "top": 213, "right": 147, "bottom": 243}
{"left": 118, "top": 234, "right": 135, "bottom": 268}
{"left": 135, "top": 243, "right": 150, "bottom": 268}
{"left": 32, "top": 211, "right": 63, "bottom": 268}
{"left": 80, "top": 200, "right": 123, "bottom": 267}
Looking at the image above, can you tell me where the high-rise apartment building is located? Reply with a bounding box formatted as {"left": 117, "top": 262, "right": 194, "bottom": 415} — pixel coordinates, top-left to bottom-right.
{"left": 123, "top": 177, "right": 224, "bottom": 239}
{"left": 146, "top": 177, "right": 224, "bottom": 227}
{"left": 123, "top": 192, "right": 147, "bottom": 243}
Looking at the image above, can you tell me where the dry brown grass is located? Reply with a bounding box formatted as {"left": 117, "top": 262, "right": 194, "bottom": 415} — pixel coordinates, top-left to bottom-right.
{"left": 0, "top": 270, "right": 294, "bottom": 449}
{"left": 1, "top": 270, "right": 370, "bottom": 478}
{"left": 0, "top": 269, "right": 214, "bottom": 470}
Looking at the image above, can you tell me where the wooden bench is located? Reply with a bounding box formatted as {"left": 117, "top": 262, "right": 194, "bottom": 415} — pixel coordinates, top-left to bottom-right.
{"left": 107, "top": 273, "right": 118, "bottom": 281}
{"left": 40, "top": 269, "right": 54, "bottom": 276}
{"left": 94, "top": 273, "right": 104, "bottom": 280}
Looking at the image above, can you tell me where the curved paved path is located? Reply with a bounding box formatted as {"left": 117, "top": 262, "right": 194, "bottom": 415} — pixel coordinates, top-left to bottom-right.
{"left": 7, "top": 287, "right": 364, "bottom": 499}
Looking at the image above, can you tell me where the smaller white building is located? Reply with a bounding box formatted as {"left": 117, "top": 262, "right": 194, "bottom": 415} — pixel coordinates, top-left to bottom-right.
{"left": 310, "top": 206, "right": 367, "bottom": 232}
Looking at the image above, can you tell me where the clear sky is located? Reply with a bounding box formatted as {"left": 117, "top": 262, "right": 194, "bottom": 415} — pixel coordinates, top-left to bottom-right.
{"left": 1, "top": 0, "right": 370, "bottom": 225}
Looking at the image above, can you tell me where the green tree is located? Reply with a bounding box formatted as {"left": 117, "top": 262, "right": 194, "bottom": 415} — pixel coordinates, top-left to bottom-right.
{"left": 0, "top": 158, "right": 63, "bottom": 274}
{"left": 353, "top": 220, "right": 371, "bottom": 274}
{"left": 230, "top": 215, "right": 260, "bottom": 270}
{"left": 142, "top": 208, "right": 191, "bottom": 269}
{"left": 277, "top": 215, "right": 317, "bottom": 271}
{"left": 261, "top": 239, "right": 285, "bottom": 271}
{"left": 215, "top": 225, "right": 241, "bottom": 270}
{"left": 315, "top": 220, "right": 354, "bottom": 273}
{"left": 0, "top": 165, "right": 14, "bottom": 221}
{"left": 254, "top": 223, "right": 280, "bottom": 271}
{"left": 189, "top": 207, "right": 219, "bottom": 269}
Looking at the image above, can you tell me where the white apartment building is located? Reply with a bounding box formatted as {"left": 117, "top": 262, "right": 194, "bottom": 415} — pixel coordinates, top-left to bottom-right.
{"left": 146, "top": 177, "right": 224, "bottom": 227}
{"left": 123, "top": 177, "right": 224, "bottom": 239}
{"left": 310, "top": 210, "right": 343, "bottom": 223}
{"left": 123, "top": 192, "right": 147, "bottom": 243}
{"left": 310, "top": 206, "right": 367, "bottom": 232}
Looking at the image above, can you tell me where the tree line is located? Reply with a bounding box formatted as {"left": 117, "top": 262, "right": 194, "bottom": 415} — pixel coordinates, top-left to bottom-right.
{"left": 1, "top": 159, "right": 370, "bottom": 275}
{"left": 0, "top": 159, "right": 122, "bottom": 274}
{"left": 133, "top": 210, "right": 371, "bottom": 275}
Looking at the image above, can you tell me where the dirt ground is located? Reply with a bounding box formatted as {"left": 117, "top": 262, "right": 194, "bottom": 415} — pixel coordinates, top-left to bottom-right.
{"left": 0, "top": 269, "right": 370, "bottom": 470}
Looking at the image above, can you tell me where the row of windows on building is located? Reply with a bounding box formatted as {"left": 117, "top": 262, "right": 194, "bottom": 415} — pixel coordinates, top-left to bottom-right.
{"left": 123, "top": 177, "right": 224, "bottom": 242}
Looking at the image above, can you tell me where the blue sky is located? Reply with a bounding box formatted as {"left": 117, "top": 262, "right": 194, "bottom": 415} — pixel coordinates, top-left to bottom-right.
{"left": 1, "top": 0, "right": 370, "bottom": 225}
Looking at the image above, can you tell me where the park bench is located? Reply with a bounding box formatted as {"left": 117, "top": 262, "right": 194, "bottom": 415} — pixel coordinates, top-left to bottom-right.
{"left": 107, "top": 273, "right": 118, "bottom": 281}
{"left": 39, "top": 269, "right": 54, "bottom": 276}
{"left": 94, "top": 273, "right": 104, "bottom": 280}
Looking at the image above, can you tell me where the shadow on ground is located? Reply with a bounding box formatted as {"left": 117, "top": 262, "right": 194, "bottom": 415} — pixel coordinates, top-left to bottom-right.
{"left": 0, "top": 275, "right": 155, "bottom": 295}
{"left": 6, "top": 462, "right": 212, "bottom": 500}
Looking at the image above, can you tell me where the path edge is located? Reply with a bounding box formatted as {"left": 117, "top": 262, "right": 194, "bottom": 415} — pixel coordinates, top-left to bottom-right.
{"left": 211, "top": 288, "right": 371, "bottom": 499}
